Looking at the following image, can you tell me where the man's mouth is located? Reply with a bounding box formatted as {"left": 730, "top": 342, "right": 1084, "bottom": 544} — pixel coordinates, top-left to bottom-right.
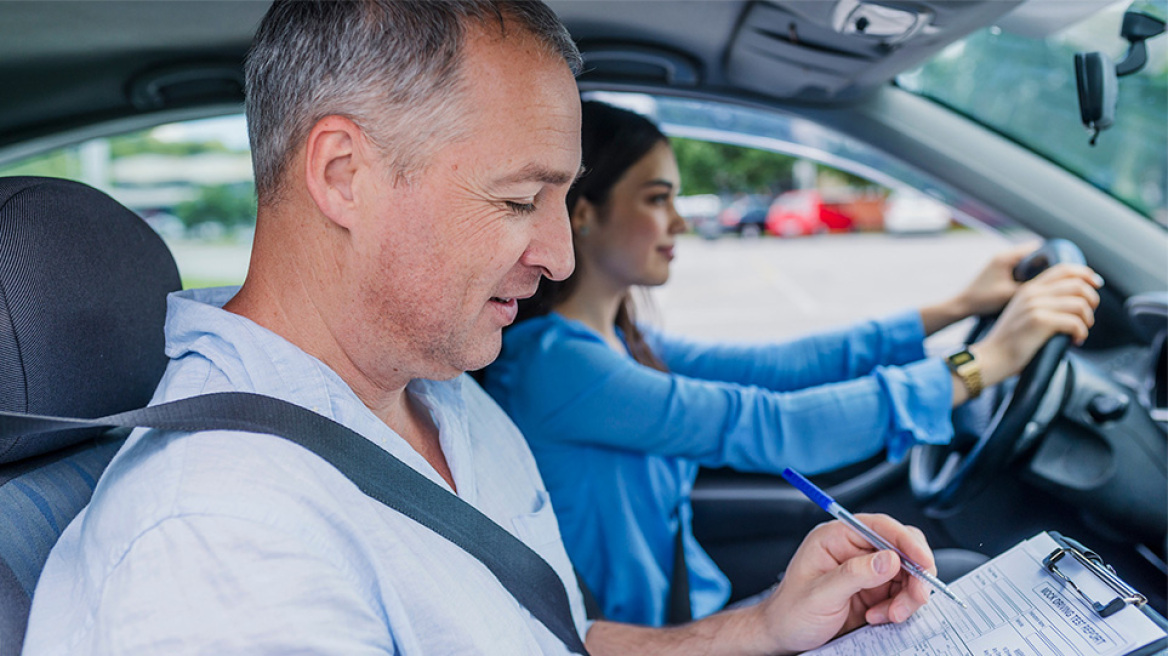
{"left": 488, "top": 296, "right": 521, "bottom": 325}
{"left": 490, "top": 288, "right": 537, "bottom": 305}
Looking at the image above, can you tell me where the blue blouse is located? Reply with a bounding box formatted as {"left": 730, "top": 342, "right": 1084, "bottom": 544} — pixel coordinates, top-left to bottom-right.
{"left": 481, "top": 310, "right": 953, "bottom": 627}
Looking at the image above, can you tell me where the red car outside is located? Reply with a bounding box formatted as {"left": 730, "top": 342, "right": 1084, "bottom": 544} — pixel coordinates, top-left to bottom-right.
{"left": 765, "top": 190, "right": 828, "bottom": 237}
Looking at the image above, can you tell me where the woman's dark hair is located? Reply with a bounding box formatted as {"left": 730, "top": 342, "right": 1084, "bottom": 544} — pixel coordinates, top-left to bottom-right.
{"left": 516, "top": 100, "right": 670, "bottom": 371}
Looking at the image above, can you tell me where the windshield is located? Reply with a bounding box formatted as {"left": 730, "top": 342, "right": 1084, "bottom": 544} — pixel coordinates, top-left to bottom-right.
{"left": 897, "top": 1, "right": 1167, "bottom": 226}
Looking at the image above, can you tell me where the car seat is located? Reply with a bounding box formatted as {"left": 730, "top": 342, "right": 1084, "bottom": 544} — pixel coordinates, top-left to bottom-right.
{"left": 0, "top": 176, "right": 181, "bottom": 655}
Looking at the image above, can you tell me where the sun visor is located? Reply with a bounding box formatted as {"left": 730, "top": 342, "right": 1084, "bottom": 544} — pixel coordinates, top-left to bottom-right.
{"left": 726, "top": 0, "right": 1026, "bottom": 102}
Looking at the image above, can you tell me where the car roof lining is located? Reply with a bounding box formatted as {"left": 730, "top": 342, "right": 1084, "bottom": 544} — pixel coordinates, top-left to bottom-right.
{"left": 0, "top": 0, "right": 1117, "bottom": 146}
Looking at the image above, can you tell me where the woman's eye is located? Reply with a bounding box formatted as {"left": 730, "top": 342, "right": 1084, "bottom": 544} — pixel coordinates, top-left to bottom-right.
{"left": 649, "top": 194, "right": 670, "bottom": 206}
{"left": 506, "top": 201, "right": 537, "bottom": 215}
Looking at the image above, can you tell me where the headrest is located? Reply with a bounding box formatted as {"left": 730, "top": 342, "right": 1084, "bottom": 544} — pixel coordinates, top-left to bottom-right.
{"left": 0, "top": 176, "right": 182, "bottom": 463}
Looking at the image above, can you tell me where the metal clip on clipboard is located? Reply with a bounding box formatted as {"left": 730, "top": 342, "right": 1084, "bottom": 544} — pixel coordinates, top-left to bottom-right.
{"left": 1042, "top": 532, "right": 1148, "bottom": 618}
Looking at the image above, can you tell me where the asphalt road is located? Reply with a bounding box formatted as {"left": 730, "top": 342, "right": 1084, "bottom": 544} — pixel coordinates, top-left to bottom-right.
{"left": 647, "top": 230, "right": 1014, "bottom": 350}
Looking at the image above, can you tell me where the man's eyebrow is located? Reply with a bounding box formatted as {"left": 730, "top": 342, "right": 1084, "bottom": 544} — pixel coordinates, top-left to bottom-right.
{"left": 495, "top": 163, "right": 586, "bottom": 187}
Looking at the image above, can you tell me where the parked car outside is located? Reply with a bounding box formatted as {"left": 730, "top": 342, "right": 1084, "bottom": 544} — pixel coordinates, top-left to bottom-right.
{"left": 764, "top": 189, "right": 838, "bottom": 237}
{"left": 884, "top": 189, "right": 954, "bottom": 234}
{"left": 716, "top": 193, "right": 771, "bottom": 237}
{"left": 674, "top": 193, "right": 722, "bottom": 239}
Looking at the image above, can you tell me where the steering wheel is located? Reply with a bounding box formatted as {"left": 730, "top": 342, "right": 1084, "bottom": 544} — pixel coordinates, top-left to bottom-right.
{"left": 909, "top": 239, "right": 1085, "bottom": 517}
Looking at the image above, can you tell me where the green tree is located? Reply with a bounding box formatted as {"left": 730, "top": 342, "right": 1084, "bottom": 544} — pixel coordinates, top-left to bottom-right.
{"left": 0, "top": 148, "right": 82, "bottom": 179}
{"left": 109, "top": 134, "right": 237, "bottom": 159}
{"left": 903, "top": 26, "right": 1167, "bottom": 221}
{"left": 670, "top": 137, "right": 796, "bottom": 195}
{"left": 173, "top": 183, "right": 257, "bottom": 231}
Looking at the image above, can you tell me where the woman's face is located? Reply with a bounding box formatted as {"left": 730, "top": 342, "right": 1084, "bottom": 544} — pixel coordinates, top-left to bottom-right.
{"left": 579, "top": 140, "right": 687, "bottom": 289}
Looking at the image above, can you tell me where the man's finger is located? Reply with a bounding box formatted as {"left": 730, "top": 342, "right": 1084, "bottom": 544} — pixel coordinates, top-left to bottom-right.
{"left": 807, "top": 550, "right": 901, "bottom": 610}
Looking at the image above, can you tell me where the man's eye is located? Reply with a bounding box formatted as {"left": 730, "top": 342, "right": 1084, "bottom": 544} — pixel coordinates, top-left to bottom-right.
{"left": 506, "top": 201, "right": 537, "bottom": 214}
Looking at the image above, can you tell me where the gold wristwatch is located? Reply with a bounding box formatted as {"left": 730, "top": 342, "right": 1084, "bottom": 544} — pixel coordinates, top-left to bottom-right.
{"left": 946, "top": 348, "right": 983, "bottom": 399}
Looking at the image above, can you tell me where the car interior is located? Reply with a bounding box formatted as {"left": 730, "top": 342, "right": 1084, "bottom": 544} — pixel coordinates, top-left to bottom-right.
{"left": 0, "top": 1, "right": 1165, "bottom": 653}
{"left": 0, "top": 176, "right": 182, "bottom": 651}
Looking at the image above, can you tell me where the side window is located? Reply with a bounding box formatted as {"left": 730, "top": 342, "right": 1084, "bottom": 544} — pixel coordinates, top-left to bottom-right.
{"left": 0, "top": 114, "right": 254, "bottom": 290}
{"left": 588, "top": 92, "right": 1037, "bottom": 356}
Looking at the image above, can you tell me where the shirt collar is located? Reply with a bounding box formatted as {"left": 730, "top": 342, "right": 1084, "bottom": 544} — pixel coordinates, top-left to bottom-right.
{"left": 162, "top": 287, "right": 473, "bottom": 496}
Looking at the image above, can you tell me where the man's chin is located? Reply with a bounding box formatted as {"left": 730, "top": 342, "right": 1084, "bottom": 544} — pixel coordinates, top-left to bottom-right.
{"left": 436, "top": 337, "right": 502, "bottom": 379}
{"left": 464, "top": 341, "right": 504, "bottom": 373}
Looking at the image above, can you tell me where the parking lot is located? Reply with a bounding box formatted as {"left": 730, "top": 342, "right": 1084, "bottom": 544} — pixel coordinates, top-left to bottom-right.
{"left": 649, "top": 230, "right": 1013, "bottom": 350}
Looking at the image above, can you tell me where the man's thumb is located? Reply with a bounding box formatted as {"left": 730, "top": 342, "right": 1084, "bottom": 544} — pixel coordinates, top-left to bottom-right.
{"left": 813, "top": 551, "right": 900, "bottom": 603}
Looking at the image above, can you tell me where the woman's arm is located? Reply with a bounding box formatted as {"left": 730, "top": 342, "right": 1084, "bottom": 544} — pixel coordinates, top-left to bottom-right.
{"left": 509, "top": 327, "right": 952, "bottom": 471}
{"left": 654, "top": 245, "right": 1100, "bottom": 408}
{"left": 648, "top": 311, "right": 926, "bottom": 393}
{"left": 647, "top": 245, "right": 1042, "bottom": 390}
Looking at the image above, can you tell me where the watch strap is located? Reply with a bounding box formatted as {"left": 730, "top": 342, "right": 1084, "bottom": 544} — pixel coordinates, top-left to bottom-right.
{"left": 947, "top": 348, "right": 983, "bottom": 399}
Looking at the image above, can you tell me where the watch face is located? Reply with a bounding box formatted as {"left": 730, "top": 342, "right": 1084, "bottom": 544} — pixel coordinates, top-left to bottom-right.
{"left": 950, "top": 350, "right": 974, "bottom": 367}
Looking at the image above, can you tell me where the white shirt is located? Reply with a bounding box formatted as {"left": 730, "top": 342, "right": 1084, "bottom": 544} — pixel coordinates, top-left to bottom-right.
{"left": 24, "top": 287, "right": 588, "bottom": 655}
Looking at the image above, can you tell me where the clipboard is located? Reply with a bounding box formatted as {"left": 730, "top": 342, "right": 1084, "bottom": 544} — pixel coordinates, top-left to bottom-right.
{"left": 1043, "top": 531, "right": 1167, "bottom": 656}
{"left": 803, "top": 531, "right": 1168, "bottom": 656}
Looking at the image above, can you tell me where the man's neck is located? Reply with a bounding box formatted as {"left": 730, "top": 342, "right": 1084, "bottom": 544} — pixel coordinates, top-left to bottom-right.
{"left": 225, "top": 276, "right": 457, "bottom": 492}
{"left": 380, "top": 389, "right": 456, "bottom": 492}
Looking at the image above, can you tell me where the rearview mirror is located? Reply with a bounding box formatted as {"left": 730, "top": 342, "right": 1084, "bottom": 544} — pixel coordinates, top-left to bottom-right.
{"left": 1074, "top": 1, "right": 1165, "bottom": 146}
{"left": 1074, "top": 52, "right": 1117, "bottom": 146}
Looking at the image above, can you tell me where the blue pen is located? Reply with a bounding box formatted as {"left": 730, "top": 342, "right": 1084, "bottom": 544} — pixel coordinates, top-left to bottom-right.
{"left": 781, "top": 468, "right": 968, "bottom": 608}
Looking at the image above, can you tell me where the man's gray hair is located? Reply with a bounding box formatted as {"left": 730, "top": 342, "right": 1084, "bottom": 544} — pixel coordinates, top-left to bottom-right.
{"left": 245, "top": 0, "right": 582, "bottom": 205}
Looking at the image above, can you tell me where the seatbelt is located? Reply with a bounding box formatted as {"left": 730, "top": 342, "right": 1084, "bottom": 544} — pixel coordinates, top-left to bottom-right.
{"left": 667, "top": 522, "right": 693, "bottom": 624}
{"left": 0, "top": 392, "right": 588, "bottom": 655}
{"left": 575, "top": 570, "right": 604, "bottom": 621}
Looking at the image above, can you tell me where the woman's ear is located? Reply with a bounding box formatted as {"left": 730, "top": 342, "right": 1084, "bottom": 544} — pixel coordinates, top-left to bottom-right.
{"left": 571, "top": 198, "right": 596, "bottom": 236}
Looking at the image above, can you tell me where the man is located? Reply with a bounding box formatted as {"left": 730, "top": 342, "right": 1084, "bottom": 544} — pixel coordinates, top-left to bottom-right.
{"left": 25, "top": 2, "right": 943, "bottom": 653}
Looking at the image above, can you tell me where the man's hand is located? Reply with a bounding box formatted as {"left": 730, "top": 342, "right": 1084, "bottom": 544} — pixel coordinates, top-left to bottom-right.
{"left": 970, "top": 262, "right": 1102, "bottom": 389}
{"left": 584, "top": 515, "right": 935, "bottom": 656}
{"left": 756, "top": 514, "right": 934, "bottom": 655}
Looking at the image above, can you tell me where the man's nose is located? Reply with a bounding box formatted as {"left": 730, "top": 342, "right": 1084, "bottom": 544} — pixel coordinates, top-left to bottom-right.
{"left": 522, "top": 207, "right": 575, "bottom": 281}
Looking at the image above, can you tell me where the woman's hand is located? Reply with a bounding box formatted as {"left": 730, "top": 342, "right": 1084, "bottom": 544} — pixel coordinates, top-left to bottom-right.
{"left": 970, "top": 263, "right": 1102, "bottom": 388}
{"left": 955, "top": 242, "right": 1042, "bottom": 317}
{"left": 754, "top": 514, "right": 934, "bottom": 655}
{"left": 921, "top": 242, "right": 1039, "bottom": 336}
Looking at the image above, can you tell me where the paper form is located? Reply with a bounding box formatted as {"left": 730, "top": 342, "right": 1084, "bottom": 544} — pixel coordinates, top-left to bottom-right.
{"left": 803, "top": 533, "right": 1166, "bottom": 656}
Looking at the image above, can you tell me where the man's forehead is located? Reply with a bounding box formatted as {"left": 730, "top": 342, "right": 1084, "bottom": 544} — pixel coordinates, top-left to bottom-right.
{"left": 452, "top": 20, "right": 583, "bottom": 191}
{"left": 492, "top": 162, "right": 586, "bottom": 187}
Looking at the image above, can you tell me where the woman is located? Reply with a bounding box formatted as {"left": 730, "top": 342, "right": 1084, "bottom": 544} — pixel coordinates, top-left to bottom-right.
{"left": 481, "top": 101, "right": 1101, "bottom": 627}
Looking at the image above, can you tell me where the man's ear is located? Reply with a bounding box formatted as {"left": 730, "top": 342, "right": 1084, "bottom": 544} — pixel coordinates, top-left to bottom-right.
{"left": 303, "top": 115, "right": 372, "bottom": 230}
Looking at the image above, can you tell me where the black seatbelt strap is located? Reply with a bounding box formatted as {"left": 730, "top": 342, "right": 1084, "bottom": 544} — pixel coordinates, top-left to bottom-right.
{"left": 574, "top": 569, "right": 604, "bottom": 621}
{"left": 667, "top": 516, "right": 692, "bottom": 624}
{"left": 0, "top": 392, "right": 588, "bottom": 655}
